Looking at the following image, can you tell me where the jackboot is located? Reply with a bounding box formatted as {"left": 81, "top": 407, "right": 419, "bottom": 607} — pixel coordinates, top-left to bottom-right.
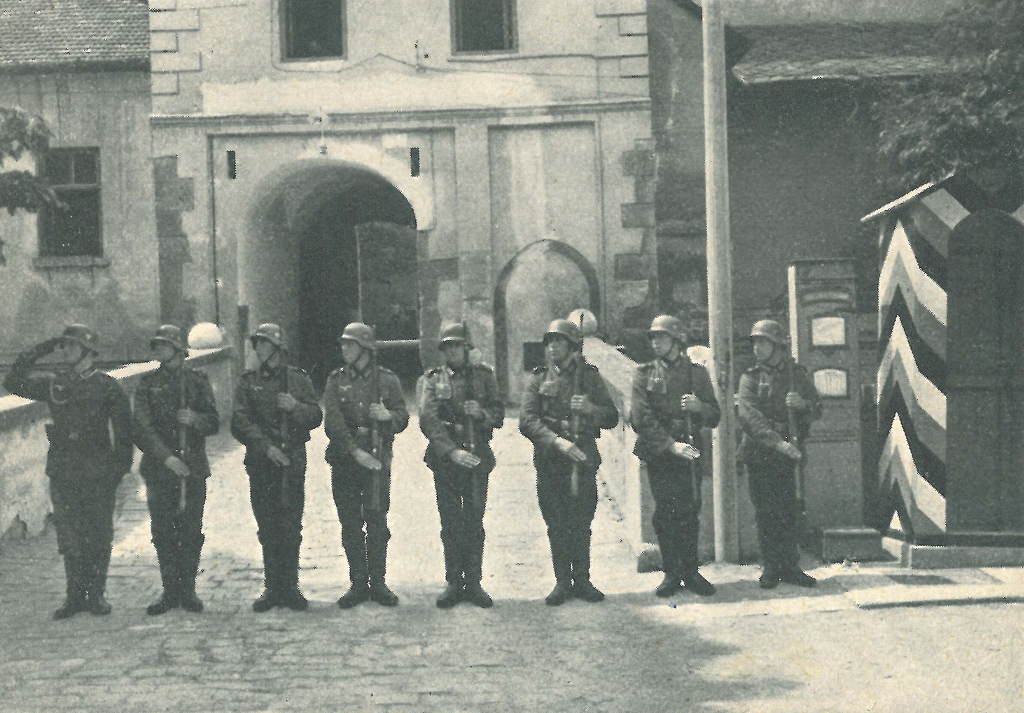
{"left": 86, "top": 547, "right": 113, "bottom": 615}
{"left": 179, "top": 535, "right": 205, "bottom": 613}
{"left": 544, "top": 534, "right": 573, "bottom": 606}
{"left": 462, "top": 535, "right": 492, "bottom": 608}
{"left": 435, "top": 582, "right": 463, "bottom": 609}
{"left": 682, "top": 569, "right": 716, "bottom": 597}
{"left": 253, "top": 540, "right": 278, "bottom": 613}
{"left": 278, "top": 540, "right": 308, "bottom": 611}
{"left": 569, "top": 536, "right": 604, "bottom": 603}
{"left": 655, "top": 541, "right": 683, "bottom": 597}
{"left": 53, "top": 556, "right": 87, "bottom": 620}
{"left": 367, "top": 534, "right": 398, "bottom": 607}
{"left": 148, "top": 545, "right": 181, "bottom": 615}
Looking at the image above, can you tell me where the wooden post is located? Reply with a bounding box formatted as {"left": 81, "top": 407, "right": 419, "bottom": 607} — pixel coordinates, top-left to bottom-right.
{"left": 703, "top": 0, "right": 740, "bottom": 563}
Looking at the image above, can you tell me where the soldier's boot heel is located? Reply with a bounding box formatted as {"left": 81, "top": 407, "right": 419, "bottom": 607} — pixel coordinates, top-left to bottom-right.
{"left": 436, "top": 582, "right": 463, "bottom": 609}
{"left": 655, "top": 574, "right": 683, "bottom": 598}
{"left": 147, "top": 590, "right": 181, "bottom": 616}
{"left": 463, "top": 582, "right": 494, "bottom": 609}
{"left": 682, "top": 570, "right": 716, "bottom": 597}
{"left": 369, "top": 580, "right": 399, "bottom": 607}
{"left": 252, "top": 589, "right": 277, "bottom": 613}
{"left": 573, "top": 580, "right": 605, "bottom": 603}
{"left": 544, "top": 581, "right": 573, "bottom": 606}
{"left": 280, "top": 588, "right": 308, "bottom": 611}
{"left": 87, "top": 593, "right": 112, "bottom": 615}
{"left": 337, "top": 583, "right": 370, "bottom": 609}
{"left": 53, "top": 597, "right": 86, "bottom": 620}
{"left": 180, "top": 589, "right": 204, "bottom": 613}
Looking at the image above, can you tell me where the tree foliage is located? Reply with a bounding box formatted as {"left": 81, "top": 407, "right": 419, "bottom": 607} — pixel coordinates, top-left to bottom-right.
{"left": 0, "top": 106, "right": 60, "bottom": 215}
{"left": 874, "top": 0, "right": 1024, "bottom": 194}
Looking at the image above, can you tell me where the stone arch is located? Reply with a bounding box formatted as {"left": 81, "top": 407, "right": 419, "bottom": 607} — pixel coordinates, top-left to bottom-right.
{"left": 493, "top": 239, "right": 601, "bottom": 401}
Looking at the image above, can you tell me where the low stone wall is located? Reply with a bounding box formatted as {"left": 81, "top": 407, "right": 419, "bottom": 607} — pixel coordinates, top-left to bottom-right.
{"left": 586, "top": 338, "right": 760, "bottom": 570}
{"left": 0, "top": 348, "right": 234, "bottom": 539}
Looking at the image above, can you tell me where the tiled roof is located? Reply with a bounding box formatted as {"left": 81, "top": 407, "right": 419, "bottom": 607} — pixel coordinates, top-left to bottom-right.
{"left": 0, "top": 0, "right": 150, "bottom": 73}
{"left": 732, "top": 23, "right": 947, "bottom": 85}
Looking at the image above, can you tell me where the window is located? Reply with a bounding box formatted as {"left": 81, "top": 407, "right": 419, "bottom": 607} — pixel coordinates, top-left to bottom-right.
{"left": 39, "top": 148, "right": 102, "bottom": 258}
{"left": 453, "top": 0, "right": 516, "bottom": 53}
{"left": 282, "top": 0, "right": 345, "bottom": 60}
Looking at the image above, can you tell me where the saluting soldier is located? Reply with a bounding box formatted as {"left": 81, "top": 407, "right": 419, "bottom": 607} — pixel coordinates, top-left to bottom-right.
{"left": 324, "top": 323, "right": 409, "bottom": 609}
{"left": 419, "top": 322, "right": 505, "bottom": 609}
{"left": 738, "top": 319, "right": 822, "bottom": 590}
{"left": 520, "top": 319, "right": 619, "bottom": 606}
{"left": 133, "top": 325, "right": 220, "bottom": 615}
{"left": 630, "top": 315, "right": 720, "bottom": 598}
{"left": 231, "top": 324, "right": 322, "bottom": 612}
{"left": 3, "top": 325, "right": 133, "bottom": 619}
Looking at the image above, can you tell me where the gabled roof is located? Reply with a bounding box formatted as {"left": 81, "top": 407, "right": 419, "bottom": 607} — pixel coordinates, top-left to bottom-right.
{"left": 732, "top": 23, "right": 946, "bottom": 85}
{"left": 0, "top": 0, "right": 150, "bottom": 74}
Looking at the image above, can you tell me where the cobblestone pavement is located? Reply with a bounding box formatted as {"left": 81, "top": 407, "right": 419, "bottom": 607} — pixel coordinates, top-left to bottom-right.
{"left": 1, "top": 419, "right": 1022, "bottom": 712}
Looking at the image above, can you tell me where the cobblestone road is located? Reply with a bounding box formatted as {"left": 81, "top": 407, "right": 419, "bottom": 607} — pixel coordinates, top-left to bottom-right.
{"left": 1, "top": 419, "right": 1018, "bottom": 712}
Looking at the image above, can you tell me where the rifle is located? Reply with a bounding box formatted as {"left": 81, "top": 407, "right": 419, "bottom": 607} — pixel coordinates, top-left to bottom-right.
{"left": 786, "top": 357, "right": 808, "bottom": 540}
{"left": 177, "top": 368, "right": 189, "bottom": 515}
{"left": 569, "top": 355, "right": 583, "bottom": 499}
{"left": 369, "top": 348, "right": 383, "bottom": 512}
{"left": 280, "top": 367, "right": 291, "bottom": 509}
{"left": 463, "top": 321, "right": 484, "bottom": 513}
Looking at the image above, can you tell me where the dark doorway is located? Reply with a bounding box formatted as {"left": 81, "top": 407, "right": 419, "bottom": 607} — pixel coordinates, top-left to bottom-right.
{"left": 296, "top": 174, "right": 418, "bottom": 390}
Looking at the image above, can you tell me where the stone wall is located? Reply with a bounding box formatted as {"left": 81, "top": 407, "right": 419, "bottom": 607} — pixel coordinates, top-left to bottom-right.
{"left": 0, "top": 348, "right": 233, "bottom": 540}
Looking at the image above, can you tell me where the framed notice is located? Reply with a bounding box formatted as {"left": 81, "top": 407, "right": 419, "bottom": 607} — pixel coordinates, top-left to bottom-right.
{"left": 811, "top": 316, "right": 846, "bottom": 347}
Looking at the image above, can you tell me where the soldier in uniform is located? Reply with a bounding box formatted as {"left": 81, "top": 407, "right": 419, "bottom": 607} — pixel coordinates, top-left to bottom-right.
{"left": 520, "top": 319, "right": 619, "bottom": 606}
{"left": 738, "top": 319, "right": 822, "bottom": 589}
{"left": 324, "top": 323, "right": 410, "bottom": 608}
{"left": 630, "top": 315, "right": 720, "bottom": 598}
{"left": 4, "top": 325, "right": 133, "bottom": 619}
{"left": 230, "top": 324, "right": 322, "bottom": 612}
{"left": 133, "top": 325, "right": 220, "bottom": 615}
{"left": 419, "top": 322, "right": 505, "bottom": 609}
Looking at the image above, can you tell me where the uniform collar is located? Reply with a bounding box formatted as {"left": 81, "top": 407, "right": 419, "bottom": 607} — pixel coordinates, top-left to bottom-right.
{"left": 260, "top": 362, "right": 285, "bottom": 378}
{"left": 347, "top": 361, "right": 373, "bottom": 378}
{"left": 658, "top": 353, "right": 688, "bottom": 369}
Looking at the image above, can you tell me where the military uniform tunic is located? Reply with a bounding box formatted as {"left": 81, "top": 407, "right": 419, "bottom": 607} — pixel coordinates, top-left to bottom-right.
{"left": 737, "top": 358, "right": 822, "bottom": 573}
{"left": 323, "top": 362, "right": 409, "bottom": 586}
{"left": 3, "top": 346, "right": 133, "bottom": 604}
{"left": 133, "top": 364, "right": 220, "bottom": 597}
{"left": 630, "top": 355, "right": 721, "bottom": 579}
{"left": 520, "top": 355, "right": 618, "bottom": 586}
{"left": 419, "top": 363, "right": 505, "bottom": 587}
{"left": 231, "top": 363, "right": 322, "bottom": 595}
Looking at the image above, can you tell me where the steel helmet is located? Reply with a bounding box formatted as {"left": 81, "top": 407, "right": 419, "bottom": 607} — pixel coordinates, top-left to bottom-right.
{"left": 339, "top": 322, "right": 375, "bottom": 350}
{"left": 438, "top": 321, "right": 470, "bottom": 348}
{"left": 543, "top": 318, "right": 582, "bottom": 346}
{"left": 566, "top": 308, "right": 598, "bottom": 337}
{"left": 750, "top": 319, "right": 787, "bottom": 345}
{"left": 150, "top": 324, "right": 185, "bottom": 352}
{"left": 249, "top": 323, "right": 286, "bottom": 350}
{"left": 647, "top": 315, "right": 688, "bottom": 344}
{"left": 60, "top": 324, "right": 99, "bottom": 354}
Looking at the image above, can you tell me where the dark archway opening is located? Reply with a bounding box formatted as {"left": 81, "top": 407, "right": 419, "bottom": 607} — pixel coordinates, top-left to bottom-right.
{"left": 296, "top": 172, "right": 419, "bottom": 390}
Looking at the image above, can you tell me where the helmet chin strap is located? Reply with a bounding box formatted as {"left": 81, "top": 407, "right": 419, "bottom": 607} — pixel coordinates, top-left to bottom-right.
{"left": 258, "top": 342, "right": 281, "bottom": 370}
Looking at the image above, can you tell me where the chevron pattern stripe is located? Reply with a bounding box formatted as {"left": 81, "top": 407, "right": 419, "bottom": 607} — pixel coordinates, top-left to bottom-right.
{"left": 875, "top": 171, "right": 1024, "bottom": 539}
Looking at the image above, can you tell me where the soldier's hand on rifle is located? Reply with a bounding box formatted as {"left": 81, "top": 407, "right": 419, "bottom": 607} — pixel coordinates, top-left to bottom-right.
{"left": 554, "top": 437, "right": 588, "bottom": 463}
{"left": 451, "top": 449, "right": 482, "bottom": 469}
{"left": 681, "top": 394, "right": 703, "bottom": 413}
{"left": 353, "top": 447, "right": 382, "bottom": 471}
{"left": 177, "top": 409, "right": 197, "bottom": 426}
{"left": 570, "top": 394, "right": 595, "bottom": 416}
{"left": 786, "top": 392, "right": 808, "bottom": 410}
{"left": 464, "top": 400, "right": 484, "bottom": 419}
{"left": 369, "top": 402, "right": 391, "bottom": 422}
{"left": 670, "top": 441, "right": 700, "bottom": 460}
{"left": 777, "top": 440, "right": 802, "bottom": 461}
{"left": 164, "top": 455, "right": 190, "bottom": 479}
{"left": 277, "top": 393, "right": 298, "bottom": 412}
{"left": 267, "top": 445, "right": 291, "bottom": 467}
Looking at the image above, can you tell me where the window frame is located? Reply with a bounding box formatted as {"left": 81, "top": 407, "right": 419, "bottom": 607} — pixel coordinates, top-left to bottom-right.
{"left": 450, "top": 0, "right": 518, "bottom": 56}
{"left": 280, "top": 0, "right": 347, "bottom": 62}
{"left": 38, "top": 147, "right": 104, "bottom": 260}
